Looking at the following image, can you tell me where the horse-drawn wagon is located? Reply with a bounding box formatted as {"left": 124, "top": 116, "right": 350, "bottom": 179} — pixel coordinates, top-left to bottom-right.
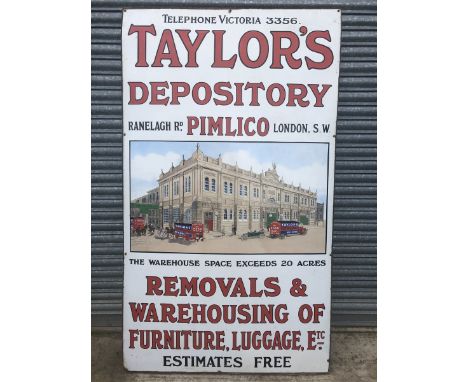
{"left": 173, "top": 222, "right": 204, "bottom": 242}
{"left": 268, "top": 220, "right": 307, "bottom": 239}
{"left": 130, "top": 217, "right": 146, "bottom": 236}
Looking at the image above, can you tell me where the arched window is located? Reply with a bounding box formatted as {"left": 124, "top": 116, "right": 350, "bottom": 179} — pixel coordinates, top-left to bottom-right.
{"left": 204, "top": 177, "right": 209, "bottom": 191}
{"left": 211, "top": 178, "right": 216, "bottom": 191}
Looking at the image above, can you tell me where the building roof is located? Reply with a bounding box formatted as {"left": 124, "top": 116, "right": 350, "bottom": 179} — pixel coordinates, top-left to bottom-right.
{"left": 158, "top": 145, "right": 316, "bottom": 197}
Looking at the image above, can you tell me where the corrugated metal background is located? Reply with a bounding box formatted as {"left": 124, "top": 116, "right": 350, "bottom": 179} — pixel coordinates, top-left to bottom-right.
{"left": 91, "top": 0, "right": 377, "bottom": 329}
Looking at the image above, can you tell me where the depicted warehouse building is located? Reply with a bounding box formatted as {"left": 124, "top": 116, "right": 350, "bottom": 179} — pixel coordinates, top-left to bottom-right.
{"left": 132, "top": 145, "right": 319, "bottom": 235}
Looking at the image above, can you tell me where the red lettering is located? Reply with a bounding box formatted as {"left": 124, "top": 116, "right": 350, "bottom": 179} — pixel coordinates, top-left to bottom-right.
{"left": 192, "top": 82, "right": 212, "bottom": 105}
{"left": 212, "top": 30, "right": 237, "bottom": 68}
{"left": 149, "top": 82, "right": 169, "bottom": 105}
{"left": 266, "top": 83, "right": 286, "bottom": 106}
{"left": 287, "top": 83, "right": 310, "bottom": 107}
{"left": 308, "top": 84, "right": 332, "bottom": 107}
{"left": 264, "top": 277, "right": 281, "bottom": 297}
{"left": 128, "top": 82, "right": 149, "bottom": 104}
{"left": 129, "top": 302, "right": 147, "bottom": 322}
{"left": 128, "top": 24, "right": 156, "bottom": 67}
{"left": 270, "top": 31, "right": 301, "bottom": 69}
{"left": 152, "top": 29, "right": 182, "bottom": 67}
{"left": 187, "top": 116, "right": 198, "bottom": 135}
{"left": 245, "top": 82, "right": 265, "bottom": 106}
{"left": 146, "top": 276, "right": 162, "bottom": 295}
{"left": 129, "top": 329, "right": 138, "bottom": 348}
{"left": 213, "top": 82, "right": 233, "bottom": 106}
{"left": 305, "top": 31, "right": 334, "bottom": 69}
{"left": 175, "top": 29, "right": 209, "bottom": 67}
{"left": 238, "top": 31, "right": 269, "bottom": 68}
{"left": 170, "top": 82, "right": 190, "bottom": 105}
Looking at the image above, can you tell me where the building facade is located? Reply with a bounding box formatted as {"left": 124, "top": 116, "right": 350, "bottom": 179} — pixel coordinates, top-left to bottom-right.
{"left": 131, "top": 187, "right": 160, "bottom": 226}
{"left": 154, "top": 145, "right": 318, "bottom": 235}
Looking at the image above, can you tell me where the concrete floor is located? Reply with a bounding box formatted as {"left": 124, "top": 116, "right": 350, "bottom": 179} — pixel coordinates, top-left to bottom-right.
{"left": 92, "top": 329, "right": 376, "bottom": 382}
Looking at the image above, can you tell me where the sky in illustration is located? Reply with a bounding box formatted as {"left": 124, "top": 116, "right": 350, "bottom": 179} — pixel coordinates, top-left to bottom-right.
{"left": 130, "top": 141, "right": 329, "bottom": 203}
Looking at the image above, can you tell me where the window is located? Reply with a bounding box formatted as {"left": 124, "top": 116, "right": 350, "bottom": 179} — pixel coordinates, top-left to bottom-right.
{"left": 224, "top": 181, "right": 228, "bottom": 194}
{"left": 229, "top": 182, "right": 233, "bottom": 194}
{"left": 188, "top": 176, "right": 191, "bottom": 192}
{"left": 294, "top": 195, "right": 298, "bottom": 204}
{"left": 184, "top": 176, "right": 191, "bottom": 193}
{"left": 211, "top": 178, "right": 216, "bottom": 192}
{"left": 263, "top": 189, "right": 265, "bottom": 199}
{"left": 239, "top": 209, "right": 242, "bottom": 219}
{"left": 173, "top": 207, "right": 180, "bottom": 223}
{"left": 163, "top": 208, "right": 169, "bottom": 223}
{"left": 163, "top": 184, "right": 169, "bottom": 198}
{"left": 204, "top": 177, "right": 209, "bottom": 191}
{"left": 243, "top": 209, "right": 247, "bottom": 220}
{"left": 244, "top": 185, "right": 248, "bottom": 196}
{"left": 229, "top": 209, "right": 233, "bottom": 220}
{"left": 224, "top": 209, "right": 228, "bottom": 220}
{"left": 239, "top": 185, "right": 243, "bottom": 196}
{"left": 173, "top": 180, "right": 179, "bottom": 196}
{"left": 184, "top": 208, "right": 192, "bottom": 223}
{"left": 285, "top": 194, "right": 290, "bottom": 202}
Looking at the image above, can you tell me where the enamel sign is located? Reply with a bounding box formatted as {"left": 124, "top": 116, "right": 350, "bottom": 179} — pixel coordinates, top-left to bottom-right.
{"left": 122, "top": 8, "right": 341, "bottom": 373}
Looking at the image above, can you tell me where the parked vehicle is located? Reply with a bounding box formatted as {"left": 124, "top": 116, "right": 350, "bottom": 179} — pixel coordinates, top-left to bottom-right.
{"left": 174, "top": 222, "right": 204, "bottom": 242}
{"left": 240, "top": 230, "right": 265, "bottom": 240}
{"left": 268, "top": 220, "right": 307, "bottom": 239}
{"left": 131, "top": 217, "right": 146, "bottom": 236}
